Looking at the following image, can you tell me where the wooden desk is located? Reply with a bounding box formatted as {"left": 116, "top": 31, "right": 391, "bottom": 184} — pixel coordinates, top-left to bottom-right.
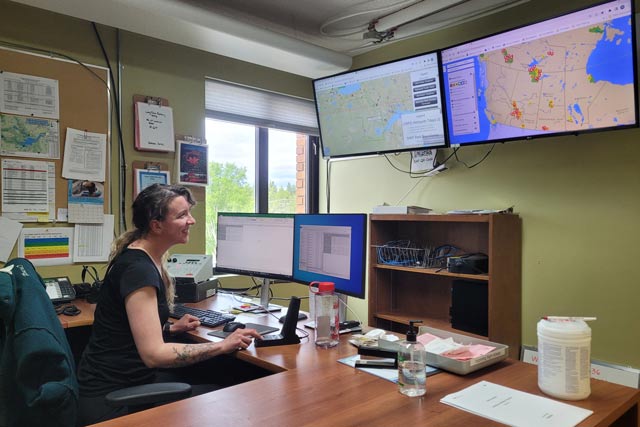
{"left": 74, "top": 294, "right": 639, "bottom": 427}
{"left": 58, "top": 299, "right": 95, "bottom": 329}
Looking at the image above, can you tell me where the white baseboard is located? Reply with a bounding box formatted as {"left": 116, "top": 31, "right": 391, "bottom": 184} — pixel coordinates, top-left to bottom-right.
{"left": 521, "top": 346, "right": 640, "bottom": 389}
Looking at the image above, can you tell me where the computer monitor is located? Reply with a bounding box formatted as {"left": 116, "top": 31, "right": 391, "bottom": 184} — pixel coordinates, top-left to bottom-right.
{"left": 312, "top": 50, "right": 448, "bottom": 158}
{"left": 441, "top": 0, "right": 638, "bottom": 146}
{"left": 292, "top": 213, "right": 367, "bottom": 299}
{"left": 215, "top": 212, "right": 295, "bottom": 310}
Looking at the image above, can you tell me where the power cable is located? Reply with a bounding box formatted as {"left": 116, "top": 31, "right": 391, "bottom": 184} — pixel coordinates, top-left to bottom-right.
{"left": 91, "top": 23, "right": 127, "bottom": 231}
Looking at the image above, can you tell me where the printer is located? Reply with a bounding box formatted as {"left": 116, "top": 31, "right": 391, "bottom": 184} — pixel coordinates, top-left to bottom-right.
{"left": 167, "top": 254, "right": 218, "bottom": 302}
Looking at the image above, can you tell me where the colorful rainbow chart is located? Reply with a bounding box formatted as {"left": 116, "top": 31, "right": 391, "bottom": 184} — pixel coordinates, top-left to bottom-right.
{"left": 23, "top": 236, "right": 70, "bottom": 260}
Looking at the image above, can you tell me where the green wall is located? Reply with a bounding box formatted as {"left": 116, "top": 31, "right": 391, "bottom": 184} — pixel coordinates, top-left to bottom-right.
{"left": 2, "top": 0, "right": 639, "bottom": 367}
{"left": 0, "top": 0, "right": 311, "bottom": 302}
{"left": 343, "top": 0, "right": 640, "bottom": 367}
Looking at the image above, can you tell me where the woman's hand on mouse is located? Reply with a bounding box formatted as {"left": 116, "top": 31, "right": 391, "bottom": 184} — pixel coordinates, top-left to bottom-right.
{"left": 221, "top": 328, "right": 262, "bottom": 353}
{"left": 172, "top": 314, "right": 201, "bottom": 333}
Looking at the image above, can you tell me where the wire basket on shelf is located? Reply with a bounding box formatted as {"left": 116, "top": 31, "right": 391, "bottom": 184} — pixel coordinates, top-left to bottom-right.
{"left": 423, "top": 244, "right": 461, "bottom": 269}
{"left": 374, "top": 240, "right": 427, "bottom": 267}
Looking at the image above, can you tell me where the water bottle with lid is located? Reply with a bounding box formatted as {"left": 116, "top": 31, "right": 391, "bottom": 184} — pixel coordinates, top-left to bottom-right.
{"left": 310, "top": 281, "right": 339, "bottom": 348}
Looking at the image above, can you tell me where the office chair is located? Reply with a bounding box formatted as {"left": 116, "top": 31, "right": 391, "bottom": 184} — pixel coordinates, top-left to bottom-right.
{"left": 0, "top": 258, "right": 191, "bottom": 427}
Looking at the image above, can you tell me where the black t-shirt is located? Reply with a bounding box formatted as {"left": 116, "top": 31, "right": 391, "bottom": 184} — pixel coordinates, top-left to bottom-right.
{"left": 77, "top": 249, "right": 169, "bottom": 397}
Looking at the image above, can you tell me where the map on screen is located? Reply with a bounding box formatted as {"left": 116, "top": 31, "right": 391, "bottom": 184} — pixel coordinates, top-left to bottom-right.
{"left": 442, "top": 0, "right": 637, "bottom": 145}
{"left": 313, "top": 52, "right": 447, "bottom": 158}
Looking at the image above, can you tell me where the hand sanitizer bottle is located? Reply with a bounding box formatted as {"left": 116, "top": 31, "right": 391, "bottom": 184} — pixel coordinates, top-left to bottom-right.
{"left": 397, "top": 320, "right": 427, "bottom": 397}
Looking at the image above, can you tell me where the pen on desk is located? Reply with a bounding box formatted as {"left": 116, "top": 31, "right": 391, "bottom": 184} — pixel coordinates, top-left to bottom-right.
{"left": 542, "top": 316, "right": 597, "bottom": 321}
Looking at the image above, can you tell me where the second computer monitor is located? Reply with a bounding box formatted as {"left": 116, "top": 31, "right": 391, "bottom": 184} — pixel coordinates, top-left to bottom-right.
{"left": 292, "top": 214, "right": 367, "bottom": 299}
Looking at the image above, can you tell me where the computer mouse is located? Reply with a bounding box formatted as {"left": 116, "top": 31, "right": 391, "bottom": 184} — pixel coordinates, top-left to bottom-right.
{"left": 223, "top": 321, "right": 246, "bottom": 333}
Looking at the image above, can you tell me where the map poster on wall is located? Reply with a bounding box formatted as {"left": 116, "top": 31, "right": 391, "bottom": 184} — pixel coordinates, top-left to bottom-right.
{"left": 177, "top": 137, "right": 208, "bottom": 186}
{"left": 0, "top": 113, "right": 60, "bottom": 159}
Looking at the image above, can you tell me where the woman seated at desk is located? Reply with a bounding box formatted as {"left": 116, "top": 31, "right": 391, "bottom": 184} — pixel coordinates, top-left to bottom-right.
{"left": 77, "top": 184, "right": 261, "bottom": 425}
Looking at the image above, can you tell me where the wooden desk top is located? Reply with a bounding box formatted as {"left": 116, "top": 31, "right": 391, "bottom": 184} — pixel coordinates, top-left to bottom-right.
{"left": 73, "top": 294, "right": 639, "bottom": 427}
{"left": 58, "top": 299, "right": 95, "bottom": 328}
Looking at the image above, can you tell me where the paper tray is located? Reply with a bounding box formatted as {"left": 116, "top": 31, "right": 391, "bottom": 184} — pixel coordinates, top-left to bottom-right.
{"left": 378, "top": 327, "right": 508, "bottom": 375}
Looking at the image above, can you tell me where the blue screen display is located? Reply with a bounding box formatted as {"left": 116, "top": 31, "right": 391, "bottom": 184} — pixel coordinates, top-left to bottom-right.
{"left": 441, "top": 0, "right": 637, "bottom": 146}
{"left": 292, "top": 214, "right": 367, "bottom": 299}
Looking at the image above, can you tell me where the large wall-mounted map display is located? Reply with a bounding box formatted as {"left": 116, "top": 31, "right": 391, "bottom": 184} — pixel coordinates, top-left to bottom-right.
{"left": 441, "top": 0, "right": 637, "bottom": 146}
{"left": 313, "top": 51, "right": 447, "bottom": 158}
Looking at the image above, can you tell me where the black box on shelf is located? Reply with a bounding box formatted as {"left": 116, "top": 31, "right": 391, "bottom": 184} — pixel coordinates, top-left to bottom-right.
{"left": 450, "top": 279, "right": 488, "bottom": 336}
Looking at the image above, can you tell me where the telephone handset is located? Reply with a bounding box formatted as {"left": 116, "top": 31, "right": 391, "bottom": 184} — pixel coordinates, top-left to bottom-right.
{"left": 43, "top": 277, "right": 76, "bottom": 303}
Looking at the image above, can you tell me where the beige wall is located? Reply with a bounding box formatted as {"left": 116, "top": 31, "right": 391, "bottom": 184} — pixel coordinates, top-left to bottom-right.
{"left": 2, "top": 0, "right": 639, "bottom": 367}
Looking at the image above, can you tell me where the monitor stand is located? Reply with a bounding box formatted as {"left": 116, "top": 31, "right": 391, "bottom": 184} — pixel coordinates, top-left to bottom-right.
{"left": 253, "top": 278, "right": 283, "bottom": 313}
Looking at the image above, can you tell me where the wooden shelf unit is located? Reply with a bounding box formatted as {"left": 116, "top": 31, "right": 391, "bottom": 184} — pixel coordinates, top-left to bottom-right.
{"left": 368, "top": 213, "right": 522, "bottom": 355}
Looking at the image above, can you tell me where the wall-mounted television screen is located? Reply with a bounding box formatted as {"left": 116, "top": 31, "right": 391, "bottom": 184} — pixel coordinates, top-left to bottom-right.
{"left": 313, "top": 51, "right": 448, "bottom": 158}
{"left": 441, "top": 0, "right": 638, "bottom": 146}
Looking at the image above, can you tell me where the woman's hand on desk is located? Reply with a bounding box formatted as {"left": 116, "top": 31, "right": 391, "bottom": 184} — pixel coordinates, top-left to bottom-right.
{"left": 172, "top": 314, "right": 201, "bottom": 333}
{"left": 221, "top": 328, "right": 262, "bottom": 353}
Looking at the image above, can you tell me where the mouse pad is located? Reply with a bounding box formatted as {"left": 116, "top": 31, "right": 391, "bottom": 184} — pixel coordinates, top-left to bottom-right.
{"left": 207, "top": 323, "right": 279, "bottom": 339}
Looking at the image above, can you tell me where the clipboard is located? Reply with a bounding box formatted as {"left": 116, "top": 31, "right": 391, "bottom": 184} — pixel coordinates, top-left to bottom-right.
{"left": 133, "top": 94, "right": 175, "bottom": 152}
{"left": 132, "top": 160, "right": 170, "bottom": 198}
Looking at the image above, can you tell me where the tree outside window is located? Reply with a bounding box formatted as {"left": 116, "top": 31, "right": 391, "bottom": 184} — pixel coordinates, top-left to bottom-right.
{"left": 205, "top": 118, "right": 316, "bottom": 256}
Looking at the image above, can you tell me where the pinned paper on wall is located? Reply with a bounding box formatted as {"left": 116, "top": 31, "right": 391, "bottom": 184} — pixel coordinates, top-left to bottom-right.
{"left": 18, "top": 227, "right": 74, "bottom": 266}
{"left": 73, "top": 214, "right": 114, "bottom": 262}
{"left": 0, "top": 217, "right": 23, "bottom": 262}
{"left": 410, "top": 149, "right": 437, "bottom": 173}
{"left": 67, "top": 179, "right": 104, "bottom": 224}
{"left": 1, "top": 158, "right": 49, "bottom": 214}
{"left": 61, "top": 128, "right": 107, "bottom": 182}
{"left": 0, "top": 71, "right": 60, "bottom": 119}
{"left": 134, "top": 97, "right": 175, "bottom": 152}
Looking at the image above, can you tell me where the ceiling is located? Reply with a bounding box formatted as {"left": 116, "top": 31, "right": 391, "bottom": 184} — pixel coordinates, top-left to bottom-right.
{"left": 10, "top": 0, "right": 528, "bottom": 78}
{"left": 190, "top": 0, "right": 528, "bottom": 55}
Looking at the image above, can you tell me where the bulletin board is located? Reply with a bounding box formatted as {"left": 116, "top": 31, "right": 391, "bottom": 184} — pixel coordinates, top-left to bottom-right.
{"left": 0, "top": 46, "right": 110, "bottom": 220}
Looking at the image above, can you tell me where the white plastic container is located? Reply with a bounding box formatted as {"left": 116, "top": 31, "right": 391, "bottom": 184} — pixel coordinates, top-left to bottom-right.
{"left": 537, "top": 319, "right": 591, "bottom": 400}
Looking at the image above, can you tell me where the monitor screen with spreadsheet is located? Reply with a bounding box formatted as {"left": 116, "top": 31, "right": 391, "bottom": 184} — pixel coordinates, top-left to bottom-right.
{"left": 292, "top": 214, "right": 367, "bottom": 299}
{"left": 215, "top": 213, "right": 294, "bottom": 280}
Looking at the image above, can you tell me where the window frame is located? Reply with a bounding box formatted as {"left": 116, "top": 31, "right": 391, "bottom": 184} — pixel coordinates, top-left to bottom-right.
{"left": 205, "top": 113, "right": 319, "bottom": 214}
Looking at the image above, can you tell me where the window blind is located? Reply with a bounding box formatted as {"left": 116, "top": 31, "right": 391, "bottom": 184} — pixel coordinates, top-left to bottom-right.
{"left": 205, "top": 79, "right": 318, "bottom": 135}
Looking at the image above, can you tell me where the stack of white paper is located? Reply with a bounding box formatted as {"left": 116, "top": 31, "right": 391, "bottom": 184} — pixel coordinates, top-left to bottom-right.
{"left": 440, "top": 381, "right": 593, "bottom": 427}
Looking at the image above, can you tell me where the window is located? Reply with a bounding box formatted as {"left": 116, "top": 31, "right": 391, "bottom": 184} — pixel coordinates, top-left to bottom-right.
{"left": 205, "top": 79, "right": 319, "bottom": 255}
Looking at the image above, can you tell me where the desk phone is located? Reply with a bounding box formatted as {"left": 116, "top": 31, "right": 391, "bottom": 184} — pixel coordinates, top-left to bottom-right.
{"left": 43, "top": 276, "right": 76, "bottom": 303}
